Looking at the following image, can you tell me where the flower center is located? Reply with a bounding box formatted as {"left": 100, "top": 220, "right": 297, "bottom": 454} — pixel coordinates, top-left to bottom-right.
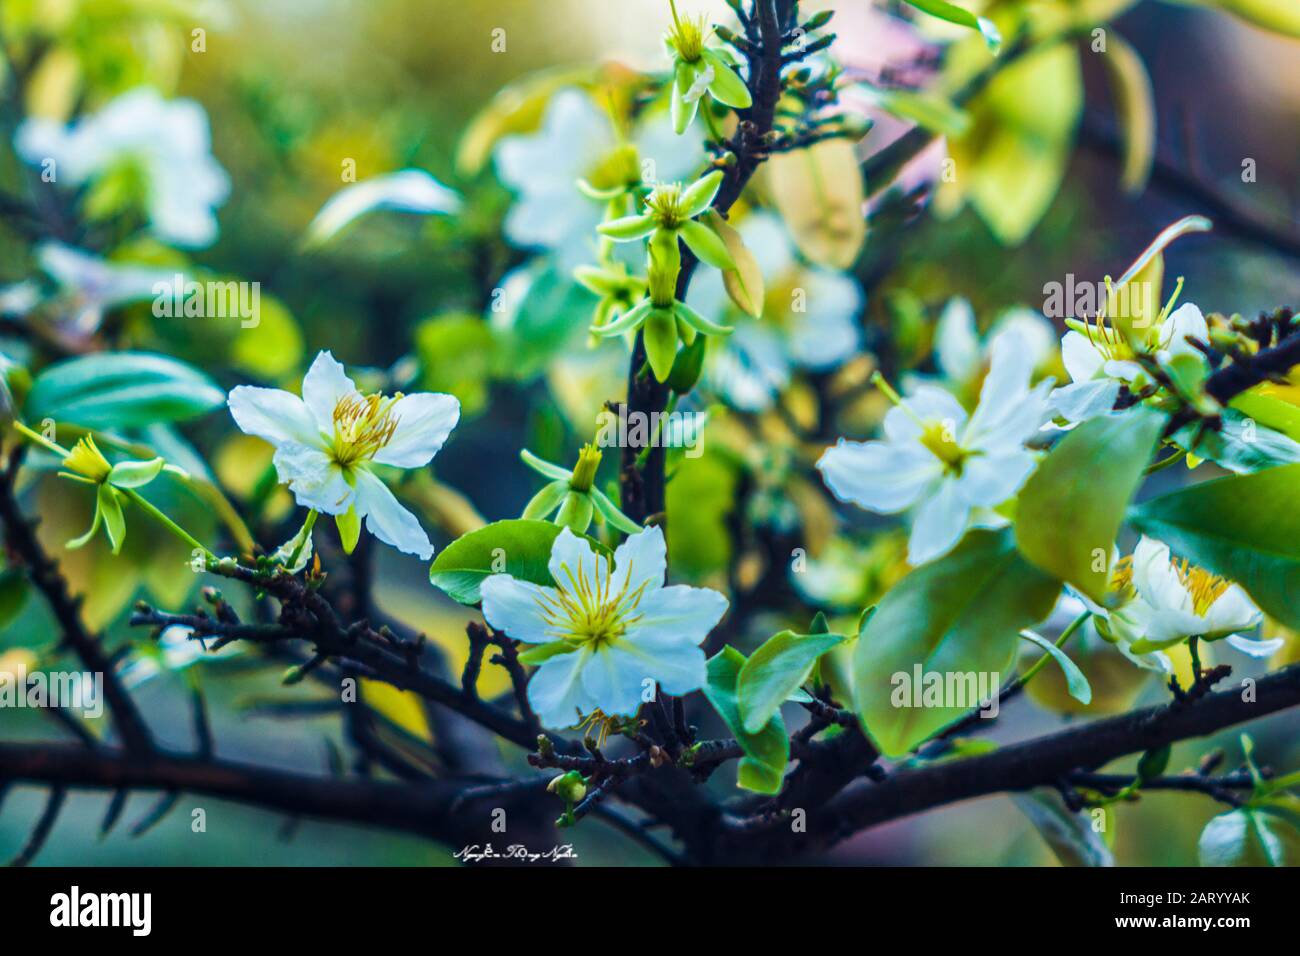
{"left": 667, "top": 11, "right": 708, "bottom": 62}
{"left": 1176, "top": 559, "right": 1230, "bottom": 616}
{"left": 585, "top": 143, "right": 642, "bottom": 192}
{"left": 918, "top": 420, "right": 969, "bottom": 474}
{"left": 62, "top": 436, "right": 112, "bottom": 483}
{"left": 331, "top": 392, "right": 400, "bottom": 467}
{"left": 536, "top": 558, "right": 650, "bottom": 649}
{"left": 646, "top": 184, "right": 688, "bottom": 230}
{"left": 1079, "top": 314, "right": 1137, "bottom": 364}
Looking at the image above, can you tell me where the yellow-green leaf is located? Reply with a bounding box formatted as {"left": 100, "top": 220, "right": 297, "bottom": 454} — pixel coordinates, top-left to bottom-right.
{"left": 766, "top": 138, "right": 865, "bottom": 270}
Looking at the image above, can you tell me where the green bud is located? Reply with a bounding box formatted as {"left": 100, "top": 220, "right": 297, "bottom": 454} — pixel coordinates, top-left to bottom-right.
{"left": 568, "top": 444, "right": 602, "bottom": 493}
{"left": 666, "top": 334, "right": 706, "bottom": 394}
{"left": 547, "top": 770, "right": 588, "bottom": 803}
{"left": 804, "top": 9, "right": 833, "bottom": 29}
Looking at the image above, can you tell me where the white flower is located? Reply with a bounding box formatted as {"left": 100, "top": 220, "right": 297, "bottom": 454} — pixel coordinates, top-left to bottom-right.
{"left": 1114, "top": 536, "right": 1262, "bottom": 653}
{"left": 304, "top": 170, "right": 461, "bottom": 247}
{"left": 32, "top": 242, "right": 179, "bottom": 333}
{"left": 493, "top": 89, "right": 701, "bottom": 269}
{"left": 17, "top": 88, "right": 230, "bottom": 248}
{"left": 924, "top": 297, "right": 1057, "bottom": 396}
{"left": 1052, "top": 302, "right": 1209, "bottom": 423}
{"left": 227, "top": 351, "right": 459, "bottom": 560}
{"left": 479, "top": 526, "right": 728, "bottom": 729}
{"left": 118, "top": 624, "right": 239, "bottom": 690}
{"left": 817, "top": 335, "right": 1054, "bottom": 565}
{"left": 686, "top": 211, "right": 863, "bottom": 411}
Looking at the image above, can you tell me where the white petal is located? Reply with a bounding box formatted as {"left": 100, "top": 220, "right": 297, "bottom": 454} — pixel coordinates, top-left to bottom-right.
{"left": 1202, "top": 584, "right": 1261, "bottom": 638}
{"left": 1161, "top": 303, "right": 1208, "bottom": 359}
{"left": 1061, "top": 330, "right": 1105, "bottom": 383}
{"left": 227, "top": 386, "right": 321, "bottom": 448}
{"left": 548, "top": 526, "right": 606, "bottom": 590}
{"left": 352, "top": 467, "right": 433, "bottom": 559}
{"left": 1133, "top": 537, "right": 1193, "bottom": 615}
{"left": 1225, "top": 634, "right": 1284, "bottom": 659}
{"left": 628, "top": 584, "right": 728, "bottom": 652}
{"left": 785, "top": 271, "right": 863, "bottom": 369}
{"left": 935, "top": 297, "right": 979, "bottom": 383}
{"left": 1051, "top": 379, "right": 1120, "bottom": 423}
{"left": 580, "top": 644, "right": 649, "bottom": 718}
{"left": 963, "top": 336, "right": 1049, "bottom": 448}
{"left": 273, "top": 442, "right": 353, "bottom": 514}
{"left": 371, "top": 392, "right": 461, "bottom": 468}
{"left": 884, "top": 385, "right": 966, "bottom": 442}
{"left": 988, "top": 309, "right": 1057, "bottom": 371}
{"left": 1103, "top": 359, "right": 1143, "bottom": 382}
{"left": 907, "top": 480, "right": 970, "bottom": 564}
{"left": 480, "top": 575, "right": 557, "bottom": 644}
{"left": 301, "top": 351, "right": 359, "bottom": 431}
{"left": 967, "top": 378, "right": 1055, "bottom": 453}
{"left": 305, "top": 170, "right": 461, "bottom": 245}
{"left": 528, "top": 647, "right": 596, "bottom": 729}
{"left": 955, "top": 448, "right": 1036, "bottom": 507}
{"left": 611, "top": 526, "right": 667, "bottom": 597}
{"left": 595, "top": 636, "right": 707, "bottom": 705}
{"left": 817, "top": 439, "right": 942, "bottom": 514}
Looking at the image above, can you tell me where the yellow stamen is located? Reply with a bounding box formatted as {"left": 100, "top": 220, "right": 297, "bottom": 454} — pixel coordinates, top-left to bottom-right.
{"left": 535, "top": 555, "right": 651, "bottom": 649}
{"left": 61, "top": 435, "right": 112, "bottom": 483}
{"left": 1178, "top": 559, "right": 1230, "bottom": 616}
{"left": 331, "top": 392, "right": 400, "bottom": 467}
{"left": 918, "top": 420, "right": 968, "bottom": 474}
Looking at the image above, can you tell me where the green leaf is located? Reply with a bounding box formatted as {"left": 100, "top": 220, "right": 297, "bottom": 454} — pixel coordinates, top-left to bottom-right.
{"left": 0, "top": 568, "right": 29, "bottom": 629}
{"left": 1231, "top": 388, "right": 1300, "bottom": 443}
{"left": 702, "top": 646, "right": 789, "bottom": 794}
{"left": 1199, "top": 806, "right": 1300, "bottom": 866}
{"left": 855, "top": 87, "right": 971, "bottom": 138}
{"left": 108, "top": 457, "right": 165, "bottom": 489}
{"left": 1136, "top": 744, "right": 1171, "bottom": 784}
{"left": 737, "top": 630, "right": 846, "bottom": 733}
{"left": 704, "top": 210, "right": 764, "bottom": 318}
{"left": 25, "top": 352, "right": 225, "bottom": 429}
{"left": 1172, "top": 410, "right": 1300, "bottom": 474}
{"left": 902, "top": 0, "right": 1001, "bottom": 50}
{"left": 1011, "top": 792, "right": 1114, "bottom": 867}
{"left": 1127, "top": 464, "right": 1300, "bottom": 630}
{"left": 766, "top": 138, "right": 865, "bottom": 269}
{"left": 1019, "top": 630, "right": 1091, "bottom": 705}
{"left": 428, "top": 519, "right": 609, "bottom": 605}
{"left": 854, "top": 529, "right": 1061, "bottom": 758}
{"left": 1016, "top": 407, "right": 1166, "bottom": 603}
{"left": 98, "top": 485, "right": 125, "bottom": 555}
{"left": 1098, "top": 33, "right": 1155, "bottom": 194}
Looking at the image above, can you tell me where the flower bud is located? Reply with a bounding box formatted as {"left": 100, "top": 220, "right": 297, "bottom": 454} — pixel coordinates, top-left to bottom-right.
{"left": 61, "top": 435, "right": 113, "bottom": 483}
{"left": 547, "top": 770, "right": 588, "bottom": 803}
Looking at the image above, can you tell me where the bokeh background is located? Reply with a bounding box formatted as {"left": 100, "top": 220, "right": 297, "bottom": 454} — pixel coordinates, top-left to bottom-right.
{"left": 1, "top": 0, "right": 1299, "bottom": 865}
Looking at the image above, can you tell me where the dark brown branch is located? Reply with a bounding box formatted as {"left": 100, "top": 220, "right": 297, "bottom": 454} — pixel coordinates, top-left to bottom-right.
{"left": 0, "top": 741, "right": 555, "bottom": 850}
{"left": 0, "top": 449, "right": 153, "bottom": 753}
{"left": 717, "top": 658, "right": 1300, "bottom": 862}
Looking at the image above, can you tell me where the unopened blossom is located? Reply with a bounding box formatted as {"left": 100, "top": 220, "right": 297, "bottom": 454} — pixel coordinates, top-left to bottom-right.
{"left": 818, "top": 336, "right": 1054, "bottom": 564}
{"left": 480, "top": 526, "right": 728, "bottom": 729}
{"left": 519, "top": 445, "right": 640, "bottom": 535}
{"left": 228, "top": 351, "right": 459, "bottom": 560}
{"left": 17, "top": 88, "right": 230, "bottom": 248}
{"left": 1052, "top": 301, "right": 1210, "bottom": 423}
